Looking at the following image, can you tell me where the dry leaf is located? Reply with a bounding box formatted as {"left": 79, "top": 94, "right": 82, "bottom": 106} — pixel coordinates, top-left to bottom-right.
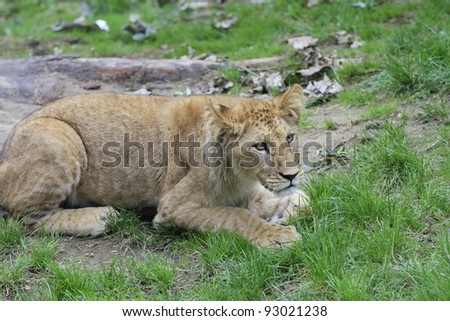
{"left": 248, "top": 72, "right": 285, "bottom": 94}
{"left": 179, "top": 1, "right": 211, "bottom": 11}
{"left": 265, "top": 72, "right": 284, "bottom": 90}
{"left": 350, "top": 40, "right": 365, "bottom": 49}
{"left": 52, "top": 18, "right": 110, "bottom": 32}
{"left": 208, "top": 75, "right": 234, "bottom": 94}
{"left": 298, "top": 65, "right": 331, "bottom": 78}
{"left": 304, "top": 74, "right": 343, "bottom": 101}
{"left": 188, "top": 46, "right": 196, "bottom": 58}
{"left": 213, "top": 12, "right": 238, "bottom": 30}
{"left": 351, "top": 2, "right": 368, "bottom": 9}
{"left": 334, "top": 31, "right": 365, "bottom": 48}
{"left": 307, "top": 0, "right": 323, "bottom": 7}
{"left": 174, "top": 87, "right": 193, "bottom": 96}
{"left": 335, "top": 31, "right": 353, "bottom": 45}
{"left": 287, "top": 36, "right": 318, "bottom": 51}
{"left": 307, "top": 0, "right": 334, "bottom": 7}
{"left": 124, "top": 15, "right": 156, "bottom": 41}
{"left": 95, "top": 20, "right": 109, "bottom": 32}
{"left": 297, "top": 47, "right": 337, "bottom": 79}
{"left": 126, "top": 87, "right": 152, "bottom": 96}
{"left": 205, "top": 54, "right": 219, "bottom": 62}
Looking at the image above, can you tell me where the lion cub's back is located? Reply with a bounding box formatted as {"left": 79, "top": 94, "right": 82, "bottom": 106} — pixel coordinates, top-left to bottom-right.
{"left": 30, "top": 94, "right": 168, "bottom": 135}
{"left": 23, "top": 94, "right": 183, "bottom": 159}
{"left": 16, "top": 94, "right": 205, "bottom": 207}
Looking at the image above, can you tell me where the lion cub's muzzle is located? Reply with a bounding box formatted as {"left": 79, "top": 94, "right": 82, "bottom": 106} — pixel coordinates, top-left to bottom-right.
{"left": 279, "top": 171, "right": 299, "bottom": 184}
{"left": 265, "top": 168, "right": 304, "bottom": 195}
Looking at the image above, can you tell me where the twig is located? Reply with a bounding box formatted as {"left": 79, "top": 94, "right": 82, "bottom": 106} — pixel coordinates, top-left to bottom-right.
{"left": 421, "top": 140, "right": 441, "bottom": 152}
{"left": 52, "top": 20, "right": 101, "bottom": 32}
{"left": 225, "top": 59, "right": 258, "bottom": 76}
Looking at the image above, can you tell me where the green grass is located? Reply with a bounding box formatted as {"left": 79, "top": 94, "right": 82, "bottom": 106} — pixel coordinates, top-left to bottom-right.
{"left": 384, "top": 26, "right": 449, "bottom": 96}
{"left": 338, "top": 71, "right": 387, "bottom": 107}
{"left": 324, "top": 119, "right": 337, "bottom": 130}
{"left": 0, "top": 219, "right": 24, "bottom": 255}
{"left": 1, "top": 0, "right": 445, "bottom": 60}
{"left": 0, "top": 0, "right": 294, "bottom": 59}
{"left": 105, "top": 208, "right": 150, "bottom": 245}
{"left": 218, "top": 66, "right": 243, "bottom": 94}
{"left": 299, "top": 109, "right": 315, "bottom": 133}
{"left": 337, "top": 60, "right": 383, "bottom": 85}
{"left": 339, "top": 21, "right": 449, "bottom": 106}
{"left": 303, "top": 123, "right": 449, "bottom": 300}
{"left": 419, "top": 97, "right": 450, "bottom": 125}
{"left": 339, "top": 87, "right": 378, "bottom": 107}
{"left": 360, "top": 101, "right": 397, "bottom": 121}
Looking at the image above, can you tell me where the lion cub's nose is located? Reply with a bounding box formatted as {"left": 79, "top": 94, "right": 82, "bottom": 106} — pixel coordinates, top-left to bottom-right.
{"left": 279, "top": 172, "right": 298, "bottom": 182}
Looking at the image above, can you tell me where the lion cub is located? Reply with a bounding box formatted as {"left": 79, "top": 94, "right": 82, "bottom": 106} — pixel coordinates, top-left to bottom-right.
{"left": 0, "top": 85, "right": 309, "bottom": 247}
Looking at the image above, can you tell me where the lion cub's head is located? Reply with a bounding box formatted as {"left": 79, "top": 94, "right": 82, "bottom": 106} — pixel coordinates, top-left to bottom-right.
{"left": 206, "top": 85, "right": 304, "bottom": 195}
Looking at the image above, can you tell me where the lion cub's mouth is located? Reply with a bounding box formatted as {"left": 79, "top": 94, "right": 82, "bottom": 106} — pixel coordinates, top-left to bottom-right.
{"left": 265, "top": 181, "right": 298, "bottom": 195}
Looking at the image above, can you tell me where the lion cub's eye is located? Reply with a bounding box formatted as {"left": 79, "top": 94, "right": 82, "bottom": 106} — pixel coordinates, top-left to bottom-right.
{"left": 286, "top": 134, "right": 294, "bottom": 144}
{"left": 253, "top": 142, "right": 268, "bottom": 151}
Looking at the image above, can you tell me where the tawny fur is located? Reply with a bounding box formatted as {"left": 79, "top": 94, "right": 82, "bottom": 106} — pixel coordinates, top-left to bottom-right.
{"left": 0, "top": 85, "right": 310, "bottom": 247}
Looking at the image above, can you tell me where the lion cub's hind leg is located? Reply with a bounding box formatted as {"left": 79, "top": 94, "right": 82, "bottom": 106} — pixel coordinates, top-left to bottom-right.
{"left": 26, "top": 207, "right": 117, "bottom": 236}
{"left": 1, "top": 117, "right": 115, "bottom": 236}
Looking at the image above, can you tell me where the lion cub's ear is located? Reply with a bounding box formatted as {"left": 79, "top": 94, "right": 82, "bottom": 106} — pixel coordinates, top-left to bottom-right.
{"left": 209, "top": 102, "right": 234, "bottom": 128}
{"left": 206, "top": 100, "right": 244, "bottom": 140}
{"left": 273, "top": 84, "right": 304, "bottom": 126}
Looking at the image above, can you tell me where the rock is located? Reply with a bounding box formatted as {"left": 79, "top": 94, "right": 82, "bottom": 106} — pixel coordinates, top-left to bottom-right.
{"left": 0, "top": 56, "right": 223, "bottom": 104}
{"left": 34, "top": 72, "right": 77, "bottom": 105}
{"left": 237, "top": 56, "right": 285, "bottom": 68}
{"left": 0, "top": 56, "right": 224, "bottom": 149}
{"left": 82, "top": 83, "right": 102, "bottom": 90}
{"left": 0, "top": 99, "right": 36, "bottom": 151}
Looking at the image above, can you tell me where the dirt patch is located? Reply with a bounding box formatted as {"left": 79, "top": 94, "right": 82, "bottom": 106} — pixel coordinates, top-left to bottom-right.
{"left": 299, "top": 103, "right": 371, "bottom": 167}
{"left": 386, "top": 11, "right": 416, "bottom": 25}
{"left": 307, "top": 103, "right": 369, "bottom": 128}
{"left": 56, "top": 237, "right": 141, "bottom": 268}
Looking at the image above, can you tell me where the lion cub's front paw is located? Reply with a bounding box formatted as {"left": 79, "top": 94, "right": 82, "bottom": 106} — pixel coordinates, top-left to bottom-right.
{"left": 268, "top": 189, "right": 311, "bottom": 225}
{"left": 254, "top": 225, "right": 301, "bottom": 248}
